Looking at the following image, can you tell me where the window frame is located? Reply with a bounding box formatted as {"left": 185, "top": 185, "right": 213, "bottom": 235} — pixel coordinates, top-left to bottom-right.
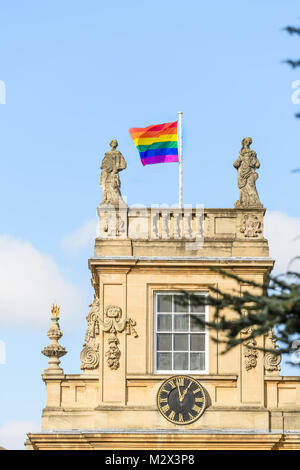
{"left": 153, "top": 291, "right": 209, "bottom": 375}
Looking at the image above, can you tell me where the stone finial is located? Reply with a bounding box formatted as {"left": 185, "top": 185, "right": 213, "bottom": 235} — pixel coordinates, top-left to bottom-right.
{"left": 42, "top": 304, "right": 67, "bottom": 375}
{"left": 100, "top": 139, "right": 127, "bottom": 207}
{"left": 233, "top": 137, "right": 263, "bottom": 209}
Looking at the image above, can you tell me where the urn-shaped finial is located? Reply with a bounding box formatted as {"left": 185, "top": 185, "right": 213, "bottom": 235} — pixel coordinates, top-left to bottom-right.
{"left": 42, "top": 304, "right": 67, "bottom": 375}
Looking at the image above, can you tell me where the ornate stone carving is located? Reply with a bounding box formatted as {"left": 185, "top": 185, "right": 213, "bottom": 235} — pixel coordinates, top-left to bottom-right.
{"left": 100, "top": 140, "right": 127, "bottom": 206}
{"left": 99, "top": 305, "right": 138, "bottom": 370}
{"left": 105, "top": 334, "right": 121, "bottom": 370}
{"left": 80, "top": 297, "right": 101, "bottom": 370}
{"left": 80, "top": 300, "right": 138, "bottom": 371}
{"left": 42, "top": 304, "right": 67, "bottom": 374}
{"left": 81, "top": 343, "right": 99, "bottom": 369}
{"left": 234, "top": 137, "right": 263, "bottom": 208}
{"left": 240, "top": 214, "right": 262, "bottom": 237}
{"left": 264, "top": 329, "right": 281, "bottom": 374}
{"left": 241, "top": 327, "right": 258, "bottom": 371}
{"left": 90, "top": 271, "right": 99, "bottom": 293}
{"left": 102, "top": 210, "right": 126, "bottom": 238}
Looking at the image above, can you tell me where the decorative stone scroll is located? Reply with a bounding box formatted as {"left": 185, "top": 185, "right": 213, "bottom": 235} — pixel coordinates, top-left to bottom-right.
{"left": 240, "top": 214, "right": 262, "bottom": 238}
{"left": 80, "top": 297, "right": 101, "bottom": 370}
{"left": 241, "top": 327, "right": 259, "bottom": 371}
{"left": 264, "top": 329, "right": 281, "bottom": 374}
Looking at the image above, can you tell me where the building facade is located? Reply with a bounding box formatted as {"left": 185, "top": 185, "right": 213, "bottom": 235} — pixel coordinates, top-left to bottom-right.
{"left": 26, "top": 139, "right": 300, "bottom": 450}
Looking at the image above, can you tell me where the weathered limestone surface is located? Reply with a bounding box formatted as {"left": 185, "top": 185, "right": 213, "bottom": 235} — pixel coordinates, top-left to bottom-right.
{"left": 95, "top": 207, "right": 268, "bottom": 257}
{"left": 26, "top": 205, "right": 300, "bottom": 447}
{"left": 234, "top": 137, "right": 263, "bottom": 209}
{"left": 26, "top": 146, "right": 300, "bottom": 448}
{"left": 26, "top": 431, "right": 300, "bottom": 450}
{"left": 100, "top": 140, "right": 127, "bottom": 206}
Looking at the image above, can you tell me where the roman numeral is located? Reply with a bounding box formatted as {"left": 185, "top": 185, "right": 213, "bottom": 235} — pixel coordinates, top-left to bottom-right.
{"left": 161, "top": 404, "right": 170, "bottom": 413}
{"left": 193, "top": 388, "right": 202, "bottom": 394}
{"left": 188, "top": 412, "right": 194, "bottom": 420}
{"left": 178, "top": 413, "right": 184, "bottom": 422}
{"left": 159, "top": 397, "right": 168, "bottom": 403}
{"left": 176, "top": 377, "right": 185, "bottom": 387}
{"left": 195, "top": 397, "right": 204, "bottom": 403}
{"left": 168, "top": 380, "right": 176, "bottom": 389}
{"left": 169, "top": 411, "right": 175, "bottom": 420}
{"left": 192, "top": 404, "right": 201, "bottom": 413}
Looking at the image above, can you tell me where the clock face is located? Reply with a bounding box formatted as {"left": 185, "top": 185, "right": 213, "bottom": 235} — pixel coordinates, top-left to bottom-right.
{"left": 157, "top": 375, "right": 205, "bottom": 425}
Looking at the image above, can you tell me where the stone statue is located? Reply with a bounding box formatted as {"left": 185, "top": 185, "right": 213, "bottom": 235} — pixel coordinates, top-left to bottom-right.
{"left": 100, "top": 139, "right": 127, "bottom": 206}
{"left": 233, "top": 137, "right": 263, "bottom": 208}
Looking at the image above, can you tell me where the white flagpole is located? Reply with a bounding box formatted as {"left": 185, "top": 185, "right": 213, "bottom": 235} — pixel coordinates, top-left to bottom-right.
{"left": 178, "top": 111, "right": 183, "bottom": 208}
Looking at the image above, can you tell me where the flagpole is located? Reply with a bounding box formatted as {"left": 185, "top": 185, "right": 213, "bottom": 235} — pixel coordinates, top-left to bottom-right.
{"left": 178, "top": 111, "right": 183, "bottom": 208}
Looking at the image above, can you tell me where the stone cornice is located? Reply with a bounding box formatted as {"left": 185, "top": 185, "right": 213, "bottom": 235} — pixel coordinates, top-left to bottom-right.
{"left": 26, "top": 431, "right": 299, "bottom": 450}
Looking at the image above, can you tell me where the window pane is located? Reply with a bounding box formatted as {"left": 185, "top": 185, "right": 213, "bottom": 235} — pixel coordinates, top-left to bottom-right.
{"left": 190, "top": 296, "right": 206, "bottom": 313}
{"left": 174, "top": 352, "right": 188, "bottom": 370}
{"left": 174, "top": 314, "right": 188, "bottom": 331}
{"left": 157, "top": 352, "right": 172, "bottom": 370}
{"left": 157, "top": 314, "right": 172, "bottom": 331}
{"left": 174, "top": 295, "right": 188, "bottom": 312}
{"left": 174, "top": 334, "right": 188, "bottom": 351}
{"left": 190, "top": 352, "right": 205, "bottom": 370}
{"left": 155, "top": 292, "right": 207, "bottom": 373}
{"left": 190, "top": 314, "right": 205, "bottom": 332}
{"left": 157, "top": 334, "right": 172, "bottom": 351}
{"left": 157, "top": 295, "right": 172, "bottom": 312}
{"left": 190, "top": 334, "right": 205, "bottom": 351}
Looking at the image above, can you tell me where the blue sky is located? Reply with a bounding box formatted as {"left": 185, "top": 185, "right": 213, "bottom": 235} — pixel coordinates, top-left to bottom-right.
{"left": 1, "top": 0, "right": 300, "bottom": 449}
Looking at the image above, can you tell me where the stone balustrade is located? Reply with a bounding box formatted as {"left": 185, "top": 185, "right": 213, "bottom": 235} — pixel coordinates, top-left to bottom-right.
{"left": 97, "top": 206, "right": 265, "bottom": 242}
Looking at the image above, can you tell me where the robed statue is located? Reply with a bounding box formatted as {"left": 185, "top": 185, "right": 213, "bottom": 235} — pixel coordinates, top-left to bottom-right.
{"left": 233, "top": 137, "right": 263, "bottom": 208}
{"left": 100, "top": 139, "right": 127, "bottom": 206}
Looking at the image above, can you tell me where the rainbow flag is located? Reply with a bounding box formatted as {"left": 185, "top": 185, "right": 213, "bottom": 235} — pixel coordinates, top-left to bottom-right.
{"left": 129, "top": 121, "right": 178, "bottom": 166}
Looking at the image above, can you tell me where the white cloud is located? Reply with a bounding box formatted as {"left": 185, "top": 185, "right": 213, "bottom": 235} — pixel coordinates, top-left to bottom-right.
{"left": 0, "top": 235, "right": 83, "bottom": 328}
{"left": 264, "top": 211, "right": 300, "bottom": 274}
{"left": 0, "top": 420, "right": 40, "bottom": 450}
{"left": 61, "top": 218, "right": 98, "bottom": 252}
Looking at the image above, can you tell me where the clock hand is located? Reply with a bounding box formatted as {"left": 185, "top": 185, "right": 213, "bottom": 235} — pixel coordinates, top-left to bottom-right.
{"left": 179, "top": 381, "right": 192, "bottom": 402}
{"left": 176, "top": 380, "right": 183, "bottom": 401}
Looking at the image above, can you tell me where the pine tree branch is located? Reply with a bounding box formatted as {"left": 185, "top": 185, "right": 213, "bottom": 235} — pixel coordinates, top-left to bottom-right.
{"left": 284, "top": 59, "right": 300, "bottom": 68}
{"left": 178, "top": 268, "right": 300, "bottom": 357}
{"left": 284, "top": 26, "right": 300, "bottom": 35}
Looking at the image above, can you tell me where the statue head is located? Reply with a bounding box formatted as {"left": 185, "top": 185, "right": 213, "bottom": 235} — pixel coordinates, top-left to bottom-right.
{"left": 241, "top": 137, "right": 252, "bottom": 148}
{"left": 110, "top": 139, "right": 118, "bottom": 150}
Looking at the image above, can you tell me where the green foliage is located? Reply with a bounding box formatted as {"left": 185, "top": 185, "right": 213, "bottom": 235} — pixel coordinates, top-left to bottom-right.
{"left": 284, "top": 59, "right": 300, "bottom": 69}
{"left": 284, "top": 26, "right": 300, "bottom": 35}
{"left": 178, "top": 20, "right": 300, "bottom": 358}
{"left": 179, "top": 269, "right": 300, "bottom": 355}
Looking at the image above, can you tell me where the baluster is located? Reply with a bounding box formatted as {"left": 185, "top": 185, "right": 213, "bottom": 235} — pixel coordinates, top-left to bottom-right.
{"left": 173, "top": 211, "right": 182, "bottom": 239}
{"left": 184, "top": 210, "right": 193, "bottom": 239}
{"left": 161, "top": 210, "right": 170, "bottom": 239}
{"left": 151, "top": 210, "right": 160, "bottom": 239}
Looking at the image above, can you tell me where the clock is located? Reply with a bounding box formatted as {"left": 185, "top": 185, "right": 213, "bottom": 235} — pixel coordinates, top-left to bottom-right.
{"left": 157, "top": 375, "right": 205, "bottom": 425}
